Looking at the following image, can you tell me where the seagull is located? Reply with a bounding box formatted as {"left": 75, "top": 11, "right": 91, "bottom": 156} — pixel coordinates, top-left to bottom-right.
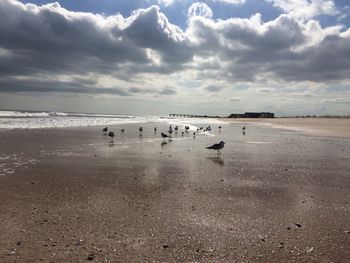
{"left": 206, "top": 141, "right": 225, "bottom": 155}
{"left": 161, "top": 132, "right": 171, "bottom": 141}
{"left": 102, "top": 127, "right": 108, "bottom": 132}
{"left": 139, "top": 127, "right": 143, "bottom": 132}
{"left": 108, "top": 131, "right": 115, "bottom": 137}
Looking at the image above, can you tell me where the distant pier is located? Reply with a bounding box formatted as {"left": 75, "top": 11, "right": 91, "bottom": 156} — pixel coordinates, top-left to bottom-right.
{"left": 169, "top": 114, "right": 220, "bottom": 118}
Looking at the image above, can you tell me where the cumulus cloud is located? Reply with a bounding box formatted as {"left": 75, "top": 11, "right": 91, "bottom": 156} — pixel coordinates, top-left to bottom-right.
{"left": 188, "top": 2, "right": 213, "bottom": 19}
{"left": 0, "top": 0, "right": 350, "bottom": 116}
{"left": 266, "top": 0, "right": 338, "bottom": 19}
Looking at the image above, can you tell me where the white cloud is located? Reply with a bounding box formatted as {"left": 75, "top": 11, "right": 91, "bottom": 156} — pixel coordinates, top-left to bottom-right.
{"left": 187, "top": 2, "right": 213, "bottom": 19}
{"left": 266, "top": 0, "right": 338, "bottom": 20}
{"left": 212, "top": 0, "right": 246, "bottom": 5}
{"left": 156, "top": 0, "right": 175, "bottom": 7}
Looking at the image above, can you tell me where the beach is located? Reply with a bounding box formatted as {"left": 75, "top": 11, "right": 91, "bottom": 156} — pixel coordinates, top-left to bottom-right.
{"left": 0, "top": 118, "right": 350, "bottom": 262}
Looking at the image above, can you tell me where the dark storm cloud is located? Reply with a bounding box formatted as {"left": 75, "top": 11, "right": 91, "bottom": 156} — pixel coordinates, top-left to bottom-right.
{"left": 0, "top": 77, "right": 130, "bottom": 96}
{"left": 187, "top": 14, "right": 350, "bottom": 83}
{"left": 0, "top": 0, "right": 350, "bottom": 98}
{"left": 0, "top": 0, "right": 191, "bottom": 79}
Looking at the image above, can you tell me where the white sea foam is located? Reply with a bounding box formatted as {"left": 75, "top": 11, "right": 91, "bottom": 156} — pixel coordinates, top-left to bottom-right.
{"left": 0, "top": 110, "right": 226, "bottom": 130}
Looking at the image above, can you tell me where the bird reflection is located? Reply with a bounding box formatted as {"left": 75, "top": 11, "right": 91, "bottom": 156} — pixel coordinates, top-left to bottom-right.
{"left": 161, "top": 141, "right": 168, "bottom": 147}
{"left": 208, "top": 156, "right": 224, "bottom": 166}
{"left": 242, "top": 131, "right": 246, "bottom": 136}
{"left": 108, "top": 139, "right": 115, "bottom": 148}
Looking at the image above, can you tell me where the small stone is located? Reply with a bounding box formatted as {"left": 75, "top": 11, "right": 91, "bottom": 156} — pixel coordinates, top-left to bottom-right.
{"left": 87, "top": 254, "right": 95, "bottom": 261}
{"left": 286, "top": 227, "right": 291, "bottom": 230}
{"left": 16, "top": 241, "right": 21, "bottom": 246}
{"left": 306, "top": 247, "right": 314, "bottom": 253}
{"left": 7, "top": 249, "right": 16, "bottom": 256}
{"left": 162, "top": 244, "right": 169, "bottom": 248}
{"left": 295, "top": 223, "right": 302, "bottom": 228}
{"left": 75, "top": 239, "right": 83, "bottom": 246}
{"left": 345, "top": 230, "right": 350, "bottom": 234}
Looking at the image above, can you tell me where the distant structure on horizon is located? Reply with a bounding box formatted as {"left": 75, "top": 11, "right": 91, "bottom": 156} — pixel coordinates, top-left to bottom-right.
{"left": 228, "top": 112, "right": 275, "bottom": 118}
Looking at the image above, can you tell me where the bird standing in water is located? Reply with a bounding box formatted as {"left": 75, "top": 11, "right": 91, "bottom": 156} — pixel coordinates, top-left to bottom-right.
{"left": 206, "top": 141, "right": 226, "bottom": 155}
{"left": 161, "top": 132, "right": 171, "bottom": 141}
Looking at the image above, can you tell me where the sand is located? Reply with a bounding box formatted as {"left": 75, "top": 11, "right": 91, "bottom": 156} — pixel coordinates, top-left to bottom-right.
{"left": 226, "top": 117, "right": 350, "bottom": 138}
{"left": 0, "top": 121, "right": 350, "bottom": 262}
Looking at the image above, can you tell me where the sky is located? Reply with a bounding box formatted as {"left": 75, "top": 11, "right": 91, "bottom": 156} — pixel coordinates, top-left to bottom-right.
{"left": 0, "top": 0, "right": 350, "bottom": 116}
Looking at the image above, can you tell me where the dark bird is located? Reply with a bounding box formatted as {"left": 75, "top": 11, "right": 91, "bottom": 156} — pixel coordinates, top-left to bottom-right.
{"left": 181, "top": 131, "right": 185, "bottom": 136}
{"left": 108, "top": 131, "right": 115, "bottom": 137}
{"left": 161, "top": 132, "right": 171, "bottom": 141}
{"left": 139, "top": 127, "right": 143, "bottom": 132}
{"left": 174, "top": 126, "right": 179, "bottom": 131}
{"left": 242, "top": 126, "right": 246, "bottom": 131}
{"left": 185, "top": 126, "right": 190, "bottom": 132}
{"left": 120, "top": 129, "right": 125, "bottom": 133}
{"left": 102, "top": 127, "right": 108, "bottom": 132}
{"left": 154, "top": 127, "right": 157, "bottom": 132}
{"left": 218, "top": 126, "right": 222, "bottom": 130}
{"left": 168, "top": 129, "right": 173, "bottom": 134}
{"left": 206, "top": 141, "right": 225, "bottom": 155}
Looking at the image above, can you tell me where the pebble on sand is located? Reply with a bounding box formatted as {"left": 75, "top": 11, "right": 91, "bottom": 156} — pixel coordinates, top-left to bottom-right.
{"left": 87, "top": 254, "right": 95, "bottom": 261}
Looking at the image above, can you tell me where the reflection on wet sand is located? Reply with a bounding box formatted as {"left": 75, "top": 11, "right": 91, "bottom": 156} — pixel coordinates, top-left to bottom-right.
{"left": 208, "top": 156, "right": 224, "bottom": 166}
{"left": 108, "top": 139, "right": 114, "bottom": 147}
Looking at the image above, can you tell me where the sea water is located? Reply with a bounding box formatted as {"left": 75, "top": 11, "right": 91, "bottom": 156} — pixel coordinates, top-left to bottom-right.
{"left": 0, "top": 110, "right": 224, "bottom": 130}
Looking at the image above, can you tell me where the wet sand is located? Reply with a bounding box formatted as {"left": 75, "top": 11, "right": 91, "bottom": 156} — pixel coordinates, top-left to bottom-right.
{"left": 0, "top": 122, "right": 350, "bottom": 262}
{"left": 226, "top": 117, "right": 350, "bottom": 138}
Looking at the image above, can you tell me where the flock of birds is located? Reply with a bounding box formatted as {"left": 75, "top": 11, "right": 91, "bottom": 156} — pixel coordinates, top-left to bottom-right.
{"left": 102, "top": 125, "right": 247, "bottom": 155}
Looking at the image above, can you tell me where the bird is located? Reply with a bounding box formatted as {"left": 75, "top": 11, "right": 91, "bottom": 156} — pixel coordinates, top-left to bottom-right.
{"left": 174, "top": 126, "right": 179, "bottom": 131}
{"left": 102, "top": 127, "right": 108, "bottom": 132}
{"left": 218, "top": 126, "right": 222, "bottom": 130}
{"left": 154, "top": 127, "right": 157, "bottom": 133}
{"left": 120, "top": 129, "right": 125, "bottom": 133}
{"left": 161, "top": 132, "right": 171, "bottom": 141}
{"left": 206, "top": 141, "right": 225, "bottom": 155}
{"left": 242, "top": 126, "right": 246, "bottom": 131}
{"left": 185, "top": 126, "right": 190, "bottom": 132}
{"left": 108, "top": 131, "right": 114, "bottom": 137}
{"left": 168, "top": 129, "right": 173, "bottom": 134}
{"left": 139, "top": 127, "right": 143, "bottom": 132}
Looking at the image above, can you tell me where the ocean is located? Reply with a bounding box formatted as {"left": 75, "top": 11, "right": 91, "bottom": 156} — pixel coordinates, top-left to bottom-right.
{"left": 0, "top": 110, "right": 225, "bottom": 130}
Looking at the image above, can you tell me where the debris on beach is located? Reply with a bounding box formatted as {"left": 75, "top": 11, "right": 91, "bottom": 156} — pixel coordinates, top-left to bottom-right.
{"left": 162, "top": 244, "right": 169, "bottom": 248}
{"left": 87, "top": 253, "right": 95, "bottom": 261}
{"left": 295, "top": 223, "right": 302, "bottom": 228}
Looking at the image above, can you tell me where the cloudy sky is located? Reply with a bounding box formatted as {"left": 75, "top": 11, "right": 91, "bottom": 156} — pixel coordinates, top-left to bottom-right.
{"left": 0, "top": 0, "right": 349, "bottom": 116}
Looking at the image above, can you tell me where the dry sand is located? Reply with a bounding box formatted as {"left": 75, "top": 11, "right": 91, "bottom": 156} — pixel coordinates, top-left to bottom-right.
{"left": 0, "top": 121, "right": 349, "bottom": 262}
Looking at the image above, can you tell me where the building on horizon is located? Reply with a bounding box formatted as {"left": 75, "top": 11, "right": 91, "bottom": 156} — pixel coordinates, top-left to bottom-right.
{"left": 228, "top": 112, "right": 275, "bottom": 118}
